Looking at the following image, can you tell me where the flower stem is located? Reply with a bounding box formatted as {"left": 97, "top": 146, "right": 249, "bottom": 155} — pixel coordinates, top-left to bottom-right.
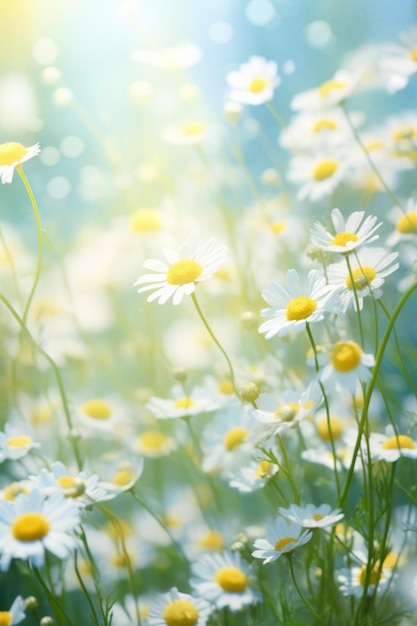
{"left": 191, "top": 292, "right": 238, "bottom": 396}
{"left": 16, "top": 165, "right": 43, "bottom": 324}
{"left": 288, "top": 555, "right": 325, "bottom": 624}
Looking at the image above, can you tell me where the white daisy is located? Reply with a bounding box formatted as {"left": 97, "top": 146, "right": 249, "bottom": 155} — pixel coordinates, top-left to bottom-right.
{"left": 279, "top": 108, "right": 362, "bottom": 152}
{"left": 226, "top": 56, "right": 280, "bottom": 106}
{"left": 146, "top": 384, "right": 219, "bottom": 420}
{"left": 278, "top": 503, "right": 344, "bottom": 530}
{"left": 228, "top": 455, "right": 279, "bottom": 493}
{"left": 0, "top": 596, "right": 26, "bottom": 625}
{"left": 161, "top": 121, "right": 208, "bottom": 146}
{"left": 134, "top": 428, "right": 180, "bottom": 458}
{"left": 252, "top": 518, "right": 312, "bottom": 564}
{"left": 327, "top": 247, "right": 399, "bottom": 311}
{"left": 337, "top": 562, "right": 391, "bottom": 598}
{"left": 387, "top": 198, "right": 417, "bottom": 246}
{"left": 320, "top": 340, "right": 375, "bottom": 394}
{"left": 369, "top": 425, "right": 417, "bottom": 463}
{"left": 190, "top": 551, "right": 259, "bottom": 611}
{"left": 148, "top": 587, "right": 213, "bottom": 626}
{"left": 0, "top": 488, "right": 80, "bottom": 571}
{"left": 259, "top": 269, "right": 341, "bottom": 339}
{"left": 134, "top": 230, "right": 228, "bottom": 306}
{"left": 380, "top": 25, "right": 417, "bottom": 93}
{"left": 291, "top": 69, "right": 356, "bottom": 111}
{"left": 201, "top": 402, "right": 255, "bottom": 476}
{"left": 310, "top": 208, "right": 381, "bottom": 254}
{"left": 251, "top": 381, "right": 322, "bottom": 438}
{"left": 0, "top": 421, "right": 40, "bottom": 462}
{"left": 31, "top": 461, "right": 113, "bottom": 506}
{"left": 0, "top": 141, "right": 40, "bottom": 183}
{"left": 287, "top": 152, "right": 351, "bottom": 202}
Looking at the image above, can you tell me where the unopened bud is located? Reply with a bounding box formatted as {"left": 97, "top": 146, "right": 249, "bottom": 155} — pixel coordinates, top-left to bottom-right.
{"left": 40, "top": 618, "right": 54, "bottom": 626}
{"left": 173, "top": 367, "right": 187, "bottom": 383}
{"left": 239, "top": 381, "right": 260, "bottom": 403}
{"left": 240, "top": 311, "right": 258, "bottom": 330}
{"left": 223, "top": 101, "right": 242, "bottom": 123}
{"left": 24, "top": 596, "right": 38, "bottom": 611}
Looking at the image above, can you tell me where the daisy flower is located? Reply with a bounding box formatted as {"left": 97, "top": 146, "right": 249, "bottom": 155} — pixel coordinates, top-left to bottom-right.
{"left": 337, "top": 562, "right": 390, "bottom": 598}
{"left": 287, "top": 152, "right": 351, "bottom": 201}
{"left": 228, "top": 455, "right": 279, "bottom": 493}
{"left": 251, "top": 381, "right": 322, "bottom": 438}
{"left": 0, "top": 141, "right": 40, "bottom": 183}
{"left": 146, "top": 384, "right": 219, "bottom": 419}
{"left": 279, "top": 108, "right": 362, "bottom": 152}
{"left": 310, "top": 208, "right": 381, "bottom": 254}
{"left": 161, "top": 121, "right": 208, "bottom": 145}
{"left": 327, "top": 247, "right": 399, "bottom": 311}
{"left": 252, "top": 518, "right": 312, "bottom": 564}
{"left": 148, "top": 587, "right": 213, "bottom": 626}
{"left": 201, "top": 402, "right": 255, "bottom": 475}
{"left": 380, "top": 26, "right": 417, "bottom": 93}
{"left": 134, "top": 428, "right": 180, "bottom": 458}
{"left": 134, "top": 230, "right": 228, "bottom": 306}
{"left": 387, "top": 199, "right": 417, "bottom": 246}
{"left": 259, "top": 269, "right": 341, "bottom": 339}
{"left": 0, "top": 488, "right": 80, "bottom": 571}
{"left": 226, "top": 56, "right": 280, "bottom": 105}
{"left": 278, "top": 503, "right": 344, "bottom": 530}
{"left": 369, "top": 426, "right": 417, "bottom": 463}
{"left": 291, "top": 69, "right": 356, "bottom": 111}
{"left": 31, "top": 461, "right": 113, "bottom": 505}
{"left": 320, "top": 340, "right": 375, "bottom": 394}
{"left": 190, "top": 551, "right": 259, "bottom": 611}
{"left": 0, "top": 421, "right": 40, "bottom": 462}
{"left": 0, "top": 596, "right": 26, "bottom": 625}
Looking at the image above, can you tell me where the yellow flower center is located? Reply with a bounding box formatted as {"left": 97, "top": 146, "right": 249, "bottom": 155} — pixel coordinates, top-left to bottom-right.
{"left": 313, "top": 514, "right": 324, "bottom": 521}
{"left": 7, "top": 435, "right": 32, "bottom": 448}
{"left": 167, "top": 260, "right": 203, "bottom": 285}
{"left": 112, "top": 467, "right": 135, "bottom": 487}
{"left": 3, "top": 483, "right": 29, "bottom": 501}
{"left": 397, "top": 212, "right": 417, "bottom": 234}
{"left": 318, "top": 80, "right": 347, "bottom": 99}
{"left": 218, "top": 379, "right": 234, "bottom": 395}
{"left": 197, "top": 529, "right": 224, "bottom": 550}
{"left": 215, "top": 566, "right": 248, "bottom": 592}
{"left": 248, "top": 76, "right": 268, "bottom": 93}
{"left": 274, "top": 536, "right": 297, "bottom": 551}
{"left": 274, "top": 402, "right": 299, "bottom": 422}
{"left": 57, "top": 475, "right": 86, "bottom": 497}
{"left": 331, "top": 232, "right": 359, "bottom": 247}
{"left": 180, "top": 121, "right": 206, "bottom": 137}
{"left": 110, "top": 552, "right": 133, "bottom": 568}
{"left": 173, "top": 397, "right": 196, "bottom": 409}
{"left": 382, "top": 551, "right": 400, "bottom": 569}
{"left": 82, "top": 399, "right": 112, "bottom": 420}
{"left": 346, "top": 266, "right": 376, "bottom": 291}
{"left": 364, "top": 140, "right": 384, "bottom": 151}
{"left": 0, "top": 612, "right": 13, "bottom": 626}
{"left": 12, "top": 512, "right": 50, "bottom": 541}
{"left": 381, "top": 434, "right": 415, "bottom": 450}
{"left": 129, "top": 209, "right": 162, "bottom": 232}
{"left": 312, "top": 119, "right": 337, "bottom": 133}
{"left": 286, "top": 296, "right": 317, "bottom": 321}
{"left": 331, "top": 341, "right": 362, "bottom": 372}
{"left": 411, "top": 47, "right": 417, "bottom": 63}
{"left": 164, "top": 514, "right": 182, "bottom": 528}
{"left": 31, "top": 404, "right": 54, "bottom": 425}
{"left": 316, "top": 416, "right": 344, "bottom": 441}
{"left": 269, "top": 220, "right": 286, "bottom": 235}
{"left": 0, "top": 141, "right": 27, "bottom": 166}
{"left": 162, "top": 600, "right": 199, "bottom": 626}
{"left": 256, "top": 460, "right": 274, "bottom": 478}
{"left": 358, "top": 564, "right": 382, "bottom": 586}
{"left": 312, "top": 159, "right": 339, "bottom": 181}
{"left": 32, "top": 296, "right": 61, "bottom": 320}
{"left": 138, "top": 431, "right": 168, "bottom": 450}
{"left": 224, "top": 427, "right": 249, "bottom": 451}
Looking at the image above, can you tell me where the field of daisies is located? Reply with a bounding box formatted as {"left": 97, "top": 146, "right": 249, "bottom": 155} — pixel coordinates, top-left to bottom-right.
{"left": 1, "top": 1, "right": 417, "bottom": 625}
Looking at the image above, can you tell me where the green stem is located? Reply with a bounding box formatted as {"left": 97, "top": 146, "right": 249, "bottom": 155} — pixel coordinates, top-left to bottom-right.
{"left": 288, "top": 555, "right": 325, "bottom": 624}
{"left": 0, "top": 290, "right": 82, "bottom": 470}
{"left": 345, "top": 256, "right": 364, "bottom": 347}
{"left": 33, "top": 567, "right": 73, "bottom": 626}
{"left": 191, "top": 292, "right": 238, "bottom": 396}
{"left": 339, "top": 280, "right": 417, "bottom": 508}
{"left": 16, "top": 165, "right": 43, "bottom": 324}
{"left": 265, "top": 102, "right": 286, "bottom": 127}
{"left": 341, "top": 104, "right": 405, "bottom": 212}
